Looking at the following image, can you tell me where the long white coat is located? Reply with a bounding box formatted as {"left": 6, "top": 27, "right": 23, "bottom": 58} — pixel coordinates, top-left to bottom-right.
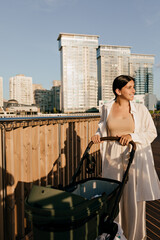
{"left": 96, "top": 100, "right": 160, "bottom": 201}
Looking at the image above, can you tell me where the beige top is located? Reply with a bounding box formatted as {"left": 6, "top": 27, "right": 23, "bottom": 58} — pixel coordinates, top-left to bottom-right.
{"left": 107, "top": 112, "right": 135, "bottom": 136}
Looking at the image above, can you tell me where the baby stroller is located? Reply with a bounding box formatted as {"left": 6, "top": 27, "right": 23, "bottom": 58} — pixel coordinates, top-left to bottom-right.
{"left": 25, "top": 137, "right": 136, "bottom": 240}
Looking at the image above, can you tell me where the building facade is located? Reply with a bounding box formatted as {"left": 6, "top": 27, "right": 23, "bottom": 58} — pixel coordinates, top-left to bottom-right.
{"left": 97, "top": 45, "right": 131, "bottom": 101}
{"left": 57, "top": 33, "right": 99, "bottom": 113}
{"left": 4, "top": 99, "right": 39, "bottom": 115}
{"left": 144, "top": 93, "right": 157, "bottom": 111}
{"left": 97, "top": 45, "right": 154, "bottom": 102}
{"left": 51, "top": 86, "right": 61, "bottom": 112}
{"left": 0, "top": 77, "right": 3, "bottom": 107}
{"left": 53, "top": 80, "right": 61, "bottom": 87}
{"left": 34, "top": 86, "right": 61, "bottom": 113}
{"left": 9, "top": 74, "right": 33, "bottom": 105}
{"left": 34, "top": 89, "right": 52, "bottom": 113}
{"left": 130, "top": 54, "right": 154, "bottom": 95}
{"left": 32, "top": 84, "right": 45, "bottom": 104}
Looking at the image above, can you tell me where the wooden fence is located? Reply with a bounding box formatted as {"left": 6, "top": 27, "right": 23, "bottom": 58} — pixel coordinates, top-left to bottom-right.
{"left": 0, "top": 115, "right": 101, "bottom": 240}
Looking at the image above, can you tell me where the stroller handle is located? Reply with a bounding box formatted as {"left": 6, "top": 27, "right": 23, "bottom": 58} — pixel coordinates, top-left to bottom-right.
{"left": 70, "top": 136, "right": 136, "bottom": 185}
{"left": 87, "top": 136, "right": 136, "bottom": 154}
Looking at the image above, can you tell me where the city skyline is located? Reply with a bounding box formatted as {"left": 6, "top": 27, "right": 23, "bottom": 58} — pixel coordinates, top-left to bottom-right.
{"left": 0, "top": 0, "right": 160, "bottom": 100}
{"left": 0, "top": 40, "right": 156, "bottom": 108}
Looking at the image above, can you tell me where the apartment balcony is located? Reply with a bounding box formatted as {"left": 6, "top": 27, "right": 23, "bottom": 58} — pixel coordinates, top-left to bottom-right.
{"left": 0, "top": 114, "right": 159, "bottom": 240}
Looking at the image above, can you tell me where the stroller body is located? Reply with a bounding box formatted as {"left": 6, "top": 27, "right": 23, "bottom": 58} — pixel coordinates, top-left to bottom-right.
{"left": 25, "top": 137, "right": 136, "bottom": 240}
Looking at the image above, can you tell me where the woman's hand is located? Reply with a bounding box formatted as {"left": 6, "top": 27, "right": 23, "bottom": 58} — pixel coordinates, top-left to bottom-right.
{"left": 91, "top": 135, "right": 101, "bottom": 144}
{"left": 118, "top": 134, "right": 132, "bottom": 146}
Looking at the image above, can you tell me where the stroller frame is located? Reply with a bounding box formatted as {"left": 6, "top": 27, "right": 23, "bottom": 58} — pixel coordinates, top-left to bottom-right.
{"left": 25, "top": 137, "right": 136, "bottom": 240}
{"left": 67, "top": 136, "right": 136, "bottom": 239}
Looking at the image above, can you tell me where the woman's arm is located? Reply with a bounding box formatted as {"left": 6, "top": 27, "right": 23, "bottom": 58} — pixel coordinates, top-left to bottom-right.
{"left": 91, "top": 105, "right": 106, "bottom": 143}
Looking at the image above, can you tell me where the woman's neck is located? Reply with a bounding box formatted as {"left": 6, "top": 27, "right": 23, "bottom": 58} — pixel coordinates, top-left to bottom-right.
{"left": 115, "top": 97, "right": 130, "bottom": 108}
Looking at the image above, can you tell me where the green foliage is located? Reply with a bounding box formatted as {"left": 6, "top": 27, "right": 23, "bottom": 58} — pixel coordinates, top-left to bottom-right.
{"left": 149, "top": 110, "right": 154, "bottom": 115}
{"left": 53, "top": 107, "right": 57, "bottom": 113}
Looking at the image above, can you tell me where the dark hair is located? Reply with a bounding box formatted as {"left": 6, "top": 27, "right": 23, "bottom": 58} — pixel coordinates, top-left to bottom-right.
{"left": 112, "top": 75, "right": 135, "bottom": 99}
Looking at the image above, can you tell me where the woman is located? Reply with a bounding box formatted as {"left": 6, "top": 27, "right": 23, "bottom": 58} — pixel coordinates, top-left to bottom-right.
{"left": 91, "top": 75, "right": 160, "bottom": 240}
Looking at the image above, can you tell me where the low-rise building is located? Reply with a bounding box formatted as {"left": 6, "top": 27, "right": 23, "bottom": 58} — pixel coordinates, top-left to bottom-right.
{"left": 3, "top": 99, "right": 39, "bottom": 115}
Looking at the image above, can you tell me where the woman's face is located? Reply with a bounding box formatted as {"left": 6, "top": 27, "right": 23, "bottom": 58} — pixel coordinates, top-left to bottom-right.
{"left": 118, "top": 80, "right": 135, "bottom": 101}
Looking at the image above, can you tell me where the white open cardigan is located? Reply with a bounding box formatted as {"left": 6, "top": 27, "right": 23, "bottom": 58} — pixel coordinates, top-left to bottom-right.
{"left": 96, "top": 100, "right": 160, "bottom": 201}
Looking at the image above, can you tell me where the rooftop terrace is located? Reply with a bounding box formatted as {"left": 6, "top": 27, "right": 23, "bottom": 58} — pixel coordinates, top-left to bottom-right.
{"left": 0, "top": 115, "right": 159, "bottom": 240}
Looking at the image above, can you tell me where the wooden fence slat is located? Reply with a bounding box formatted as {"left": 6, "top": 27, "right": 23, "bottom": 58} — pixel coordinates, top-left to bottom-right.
{"left": 23, "top": 127, "right": 33, "bottom": 183}
{"left": 40, "top": 125, "right": 48, "bottom": 186}
{"left": 66, "top": 123, "right": 70, "bottom": 185}
{"left": 0, "top": 128, "right": 4, "bottom": 240}
{"left": 22, "top": 127, "right": 33, "bottom": 236}
{"left": 5, "top": 130, "right": 16, "bottom": 240}
{"left": 71, "top": 122, "right": 75, "bottom": 179}
{"left": 14, "top": 128, "right": 25, "bottom": 239}
{"left": 83, "top": 121, "right": 89, "bottom": 179}
{"left": 60, "top": 123, "right": 67, "bottom": 186}
{"left": 32, "top": 125, "right": 40, "bottom": 184}
{"left": 52, "top": 124, "right": 59, "bottom": 187}
{"left": 46, "top": 124, "right": 55, "bottom": 186}
{"left": 80, "top": 121, "right": 85, "bottom": 179}
{"left": 75, "top": 121, "right": 81, "bottom": 180}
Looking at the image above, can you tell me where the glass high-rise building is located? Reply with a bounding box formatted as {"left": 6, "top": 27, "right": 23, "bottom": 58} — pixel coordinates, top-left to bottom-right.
{"left": 97, "top": 45, "right": 131, "bottom": 101}
{"left": 130, "top": 54, "right": 154, "bottom": 95}
{"left": 57, "top": 33, "right": 99, "bottom": 113}
{"left": 97, "top": 45, "right": 154, "bottom": 102}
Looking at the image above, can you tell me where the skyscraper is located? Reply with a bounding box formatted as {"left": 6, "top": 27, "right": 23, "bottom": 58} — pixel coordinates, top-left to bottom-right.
{"left": 0, "top": 77, "right": 3, "bottom": 107}
{"left": 130, "top": 54, "right": 154, "bottom": 95}
{"left": 97, "top": 45, "right": 154, "bottom": 102}
{"left": 9, "top": 74, "right": 33, "bottom": 105}
{"left": 97, "top": 45, "right": 131, "bottom": 101}
{"left": 57, "top": 33, "right": 99, "bottom": 113}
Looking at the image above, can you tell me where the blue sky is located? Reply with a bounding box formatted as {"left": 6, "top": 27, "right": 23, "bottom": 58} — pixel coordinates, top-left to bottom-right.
{"left": 0, "top": 0, "right": 160, "bottom": 100}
